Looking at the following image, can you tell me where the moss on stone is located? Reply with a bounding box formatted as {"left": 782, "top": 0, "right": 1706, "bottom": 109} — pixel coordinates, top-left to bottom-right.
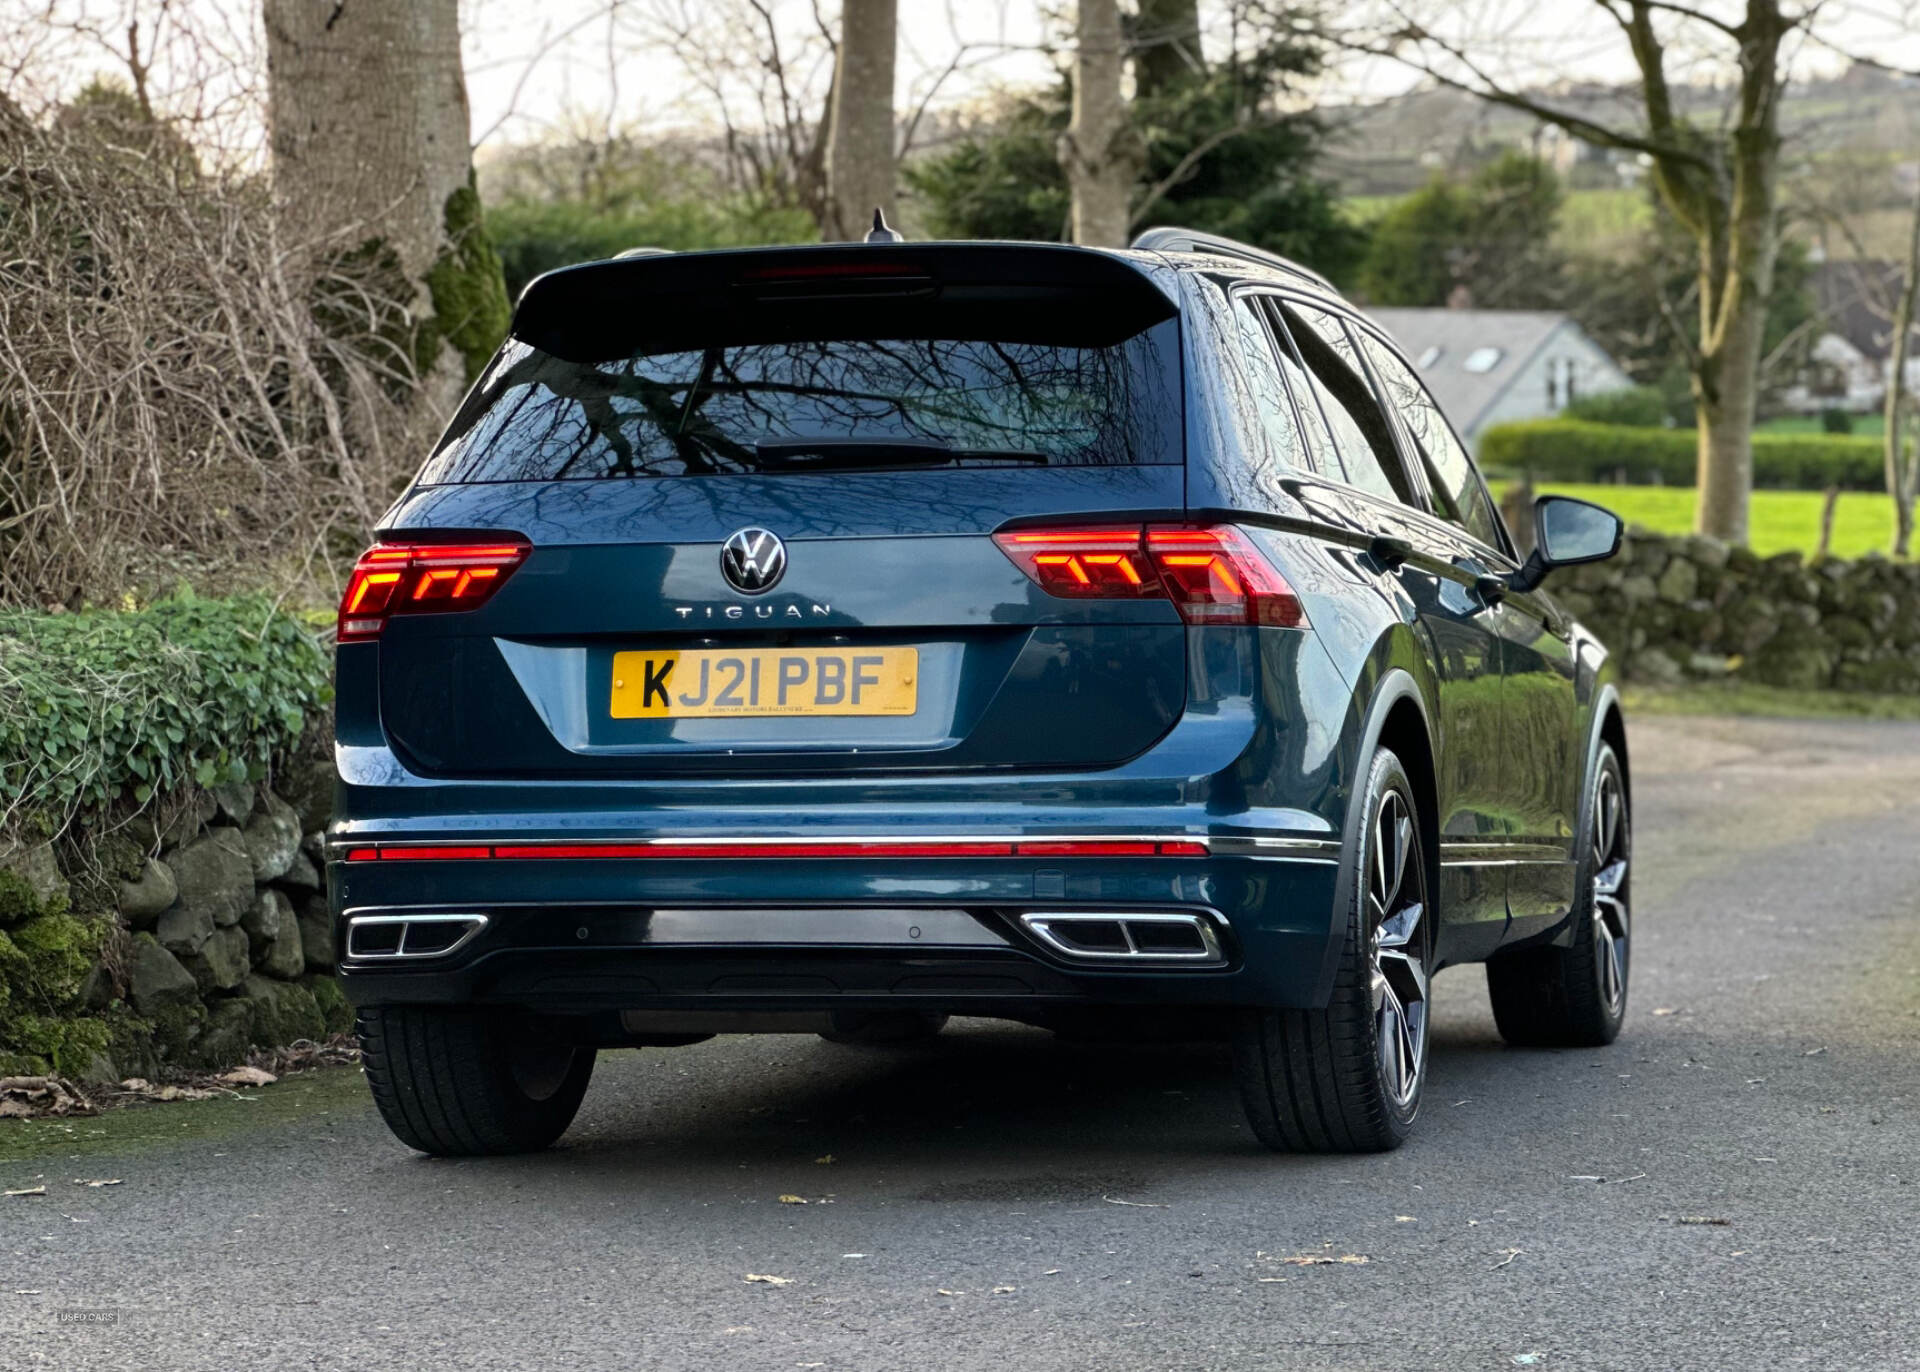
{"left": 8, "top": 1012, "right": 110, "bottom": 1076}
{"left": 146, "top": 999, "right": 206, "bottom": 1061}
{"left": 7, "top": 910, "right": 101, "bottom": 1006}
{"left": 243, "top": 975, "right": 325, "bottom": 1047}
{"left": 0, "top": 868, "right": 43, "bottom": 925}
{"left": 105, "top": 1006, "right": 160, "bottom": 1082}
{"left": 423, "top": 175, "right": 511, "bottom": 385}
{"left": 305, "top": 972, "right": 352, "bottom": 1036}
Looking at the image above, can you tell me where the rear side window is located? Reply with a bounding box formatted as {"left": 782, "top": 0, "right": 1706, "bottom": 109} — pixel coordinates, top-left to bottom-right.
{"left": 1250, "top": 298, "right": 1350, "bottom": 483}
{"left": 1359, "top": 334, "right": 1506, "bottom": 552}
{"left": 1279, "top": 304, "right": 1413, "bottom": 506}
{"left": 1231, "top": 298, "right": 1316, "bottom": 474}
{"left": 421, "top": 320, "right": 1184, "bottom": 483}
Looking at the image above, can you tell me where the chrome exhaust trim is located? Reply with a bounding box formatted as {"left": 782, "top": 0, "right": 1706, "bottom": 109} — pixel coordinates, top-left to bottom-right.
{"left": 344, "top": 912, "right": 489, "bottom": 961}
{"left": 1019, "top": 911, "right": 1226, "bottom": 965}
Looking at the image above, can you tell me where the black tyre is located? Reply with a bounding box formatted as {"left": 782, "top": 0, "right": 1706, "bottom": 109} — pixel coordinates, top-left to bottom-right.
{"left": 818, "top": 1010, "right": 949, "bottom": 1045}
{"left": 1487, "top": 742, "right": 1631, "bottom": 1048}
{"left": 358, "top": 1006, "right": 596, "bottom": 1156}
{"left": 1232, "top": 747, "right": 1433, "bottom": 1153}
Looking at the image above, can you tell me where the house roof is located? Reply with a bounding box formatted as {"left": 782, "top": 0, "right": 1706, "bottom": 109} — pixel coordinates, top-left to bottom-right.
{"left": 1366, "top": 308, "right": 1575, "bottom": 434}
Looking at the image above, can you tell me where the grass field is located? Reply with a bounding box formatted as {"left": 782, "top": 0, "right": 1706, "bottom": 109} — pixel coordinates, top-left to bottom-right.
{"left": 1557, "top": 189, "right": 1652, "bottom": 256}
{"left": 1622, "top": 682, "right": 1920, "bottom": 720}
{"left": 1490, "top": 481, "right": 1906, "bottom": 559}
{"left": 1335, "top": 187, "right": 1651, "bottom": 256}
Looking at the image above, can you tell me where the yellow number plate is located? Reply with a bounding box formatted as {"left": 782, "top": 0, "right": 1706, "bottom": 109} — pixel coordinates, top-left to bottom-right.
{"left": 610, "top": 647, "right": 919, "bottom": 719}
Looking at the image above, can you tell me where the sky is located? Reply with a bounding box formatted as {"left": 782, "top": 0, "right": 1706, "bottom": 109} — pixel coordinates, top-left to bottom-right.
{"left": 3, "top": 0, "right": 1917, "bottom": 160}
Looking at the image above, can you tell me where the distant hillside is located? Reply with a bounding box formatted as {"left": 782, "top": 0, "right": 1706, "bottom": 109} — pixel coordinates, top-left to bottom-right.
{"left": 1321, "top": 63, "right": 1919, "bottom": 198}
{"left": 1322, "top": 64, "right": 1919, "bottom": 261}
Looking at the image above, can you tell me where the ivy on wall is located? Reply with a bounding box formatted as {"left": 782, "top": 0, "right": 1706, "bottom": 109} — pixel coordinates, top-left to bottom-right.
{"left": 0, "top": 594, "right": 331, "bottom": 828}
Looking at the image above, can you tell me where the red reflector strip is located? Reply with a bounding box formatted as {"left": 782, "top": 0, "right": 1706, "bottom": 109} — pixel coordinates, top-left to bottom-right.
{"left": 1157, "top": 840, "right": 1210, "bottom": 857}
{"left": 1016, "top": 840, "right": 1156, "bottom": 857}
{"left": 492, "top": 844, "right": 656, "bottom": 860}
{"left": 344, "top": 839, "right": 1210, "bottom": 861}
{"left": 375, "top": 845, "right": 494, "bottom": 861}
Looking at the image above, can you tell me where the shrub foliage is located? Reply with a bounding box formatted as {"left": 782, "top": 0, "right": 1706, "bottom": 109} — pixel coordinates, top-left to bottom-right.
{"left": 0, "top": 595, "right": 330, "bottom": 830}
{"left": 0, "top": 98, "right": 418, "bottom": 609}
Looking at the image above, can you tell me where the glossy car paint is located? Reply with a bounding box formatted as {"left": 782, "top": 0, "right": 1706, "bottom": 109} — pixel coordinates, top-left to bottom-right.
{"left": 330, "top": 241, "right": 1625, "bottom": 1023}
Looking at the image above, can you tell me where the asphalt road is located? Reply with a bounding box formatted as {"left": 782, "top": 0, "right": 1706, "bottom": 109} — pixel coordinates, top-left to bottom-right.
{"left": 5, "top": 713, "right": 1919, "bottom": 1371}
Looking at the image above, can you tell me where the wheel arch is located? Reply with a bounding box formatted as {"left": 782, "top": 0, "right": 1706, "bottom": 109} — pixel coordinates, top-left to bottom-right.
{"left": 1308, "top": 669, "right": 1439, "bottom": 1003}
{"left": 1596, "top": 686, "right": 1630, "bottom": 811}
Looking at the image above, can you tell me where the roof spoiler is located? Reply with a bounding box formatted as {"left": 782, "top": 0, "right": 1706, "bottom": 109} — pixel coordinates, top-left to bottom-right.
{"left": 511, "top": 241, "right": 1179, "bottom": 362}
{"left": 1130, "top": 227, "right": 1334, "bottom": 292}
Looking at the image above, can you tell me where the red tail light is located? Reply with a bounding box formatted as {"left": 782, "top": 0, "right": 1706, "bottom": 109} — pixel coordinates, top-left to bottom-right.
{"left": 994, "top": 524, "right": 1306, "bottom": 628}
{"left": 337, "top": 541, "right": 528, "bottom": 642}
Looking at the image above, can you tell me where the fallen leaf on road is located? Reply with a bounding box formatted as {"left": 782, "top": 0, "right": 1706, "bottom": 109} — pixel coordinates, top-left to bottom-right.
{"left": 1256, "top": 1277, "right": 1289, "bottom": 1284}
{"left": 1676, "top": 1216, "right": 1731, "bottom": 1226}
{"left": 1102, "top": 1196, "right": 1167, "bottom": 1208}
{"left": 814, "top": 1154, "right": 835, "bottom": 1165}
{"left": 1803, "top": 1047, "right": 1826, "bottom": 1057}
{"left": 72, "top": 1179, "right": 120, "bottom": 1188}
{"left": 1043, "top": 1269, "right": 1060, "bottom": 1276}
{"left": 1273, "top": 1253, "right": 1369, "bottom": 1267}
{"left": 1512, "top": 1354, "right": 1546, "bottom": 1366}
{"left": 1394, "top": 1216, "right": 1417, "bottom": 1223}
{"left": 14, "top": 1289, "right": 43, "bottom": 1295}
{"left": 219, "top": 1066, "right": 277, "bottom": 1087}
{"left": 744, "top": 1274, "right": 793, "bottom": 1286}
{"left": 1491, "top": 1248, "right": 1524, "bottom": 1270}
{"left": 5, "top": 1186, "right": 47, "bottom": 1197}
{"left": 992, "top": 1285, "right": 1016, "bottom": 1295}
{"left": 936, "top": 1289, "right": 962, "bottom": 1297}
{"left": 778, "top": 1194, "right": 807, "bottom": 1205}
{"left": 1651, "top": 1007, "right": 1678, "bottom": 1016}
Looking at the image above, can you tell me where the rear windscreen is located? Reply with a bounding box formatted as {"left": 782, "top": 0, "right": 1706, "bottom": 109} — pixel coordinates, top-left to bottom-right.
{"left": 419, "top": 319, "right": 1183, "bottom": 483}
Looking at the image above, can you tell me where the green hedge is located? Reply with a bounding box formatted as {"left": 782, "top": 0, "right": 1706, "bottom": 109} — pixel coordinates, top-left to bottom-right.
{"left": 1480, "top": 419, "right": 1887, "bottom": 490}
{"left": 0, "top": 593, "right": 331, "bottom": 823}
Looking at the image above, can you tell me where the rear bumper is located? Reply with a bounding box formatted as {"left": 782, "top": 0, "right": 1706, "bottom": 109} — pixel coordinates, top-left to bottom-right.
{"left": 329, "top": 843, "right": 1344, "bottom": 1013}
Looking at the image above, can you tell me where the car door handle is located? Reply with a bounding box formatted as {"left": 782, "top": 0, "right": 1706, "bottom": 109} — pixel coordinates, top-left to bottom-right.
{"left": 1366, "top": 534, "right": 1412, "bottom": 570}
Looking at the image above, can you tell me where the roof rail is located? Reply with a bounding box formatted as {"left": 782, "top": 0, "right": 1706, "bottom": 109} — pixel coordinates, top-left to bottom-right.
{"left": 1129, "top": 227, "right": 1335, "bottom": 292}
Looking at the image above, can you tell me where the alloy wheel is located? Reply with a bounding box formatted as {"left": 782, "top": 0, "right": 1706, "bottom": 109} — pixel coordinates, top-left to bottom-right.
{"left": 1367, "top": 788, "right": 1429, "bottom": 1108}
{"left": 1590, "top": 767, "right": 1631, "bottom": 1014}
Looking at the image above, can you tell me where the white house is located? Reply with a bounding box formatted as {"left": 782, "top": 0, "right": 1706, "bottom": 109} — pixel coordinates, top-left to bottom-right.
{"left": 1781, "top": 261, "right": 1920, "bottom": 415}
{"left": 1367, "top": 308, "right": 1635, "bottom": 451}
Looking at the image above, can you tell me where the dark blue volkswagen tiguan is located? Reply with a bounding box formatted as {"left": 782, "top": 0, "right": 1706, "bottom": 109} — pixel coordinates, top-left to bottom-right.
{"left": 330, "top": 229, "right": 1631, "bottom": 1156}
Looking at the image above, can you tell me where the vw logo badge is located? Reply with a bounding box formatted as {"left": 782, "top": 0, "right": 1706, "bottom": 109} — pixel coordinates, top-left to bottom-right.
{"left": 720, "top": 527, "right": 786, "bottom": 594}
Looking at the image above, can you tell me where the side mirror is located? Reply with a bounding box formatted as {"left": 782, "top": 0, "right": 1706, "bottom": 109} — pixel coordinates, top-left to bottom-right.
{"left": 1510, "top": 495, "right": 1623, "bottom": 592}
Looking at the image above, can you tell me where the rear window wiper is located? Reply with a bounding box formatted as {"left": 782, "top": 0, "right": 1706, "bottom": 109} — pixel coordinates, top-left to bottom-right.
{"left": 753, "top": 438, "right": 1050, "bottom": 470}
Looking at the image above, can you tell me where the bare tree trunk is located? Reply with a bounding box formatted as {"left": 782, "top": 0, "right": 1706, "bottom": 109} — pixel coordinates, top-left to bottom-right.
{"left": 1061, "top": 0, "right": 1135, "bottom": 248}
{"left": 823, "top": 0, "right": 897, "bottom": 242}
{"left": 1639, "top": 0, "right": 1785, "bottom": 546}
{"left": 1133, "top": 0, "right": 1203, "bottom": 100}
{"left": 1344, "top": 0, "right": 1804, "bottom": 545}
{"left": 1885, "top": 177, "right": 1920, "bottom": 558}
{"left": 1693, "top": 257, "right": 1773, "bottom": 545}
{"left": 263, "top": 0, "right": 507, "bottom": 419}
